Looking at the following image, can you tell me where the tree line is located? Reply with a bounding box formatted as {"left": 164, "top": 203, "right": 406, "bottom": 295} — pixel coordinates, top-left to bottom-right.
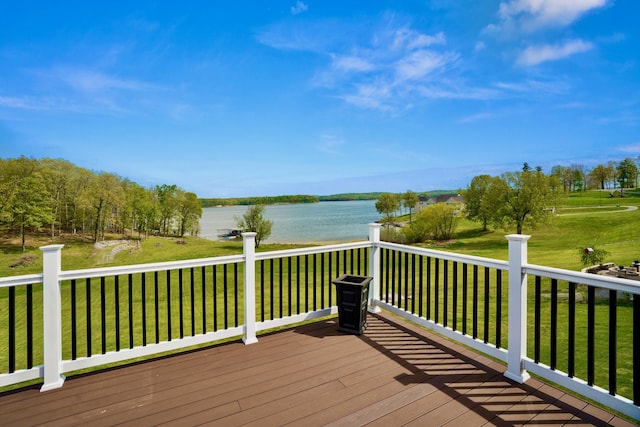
{"left": 200, "top": 194, "right": 319, "bottom": 207}
{"left": 0, "top": 157, "right": 202, "bottom": 251}
{"left": 464, "top": 158, "right": 639, "bottom": 236}
{"left": 550, "top": 158, "right": 639, "bottom": 193}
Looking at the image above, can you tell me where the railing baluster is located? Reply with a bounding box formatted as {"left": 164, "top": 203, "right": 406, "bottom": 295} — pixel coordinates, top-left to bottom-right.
{"left": 260, "top": 260, "right": 265, "bottom": 322}
{"left": 411, "top": 254, "right": 416, "bottom": 314}
{"left": 452, "top": 261, "right": 458, "bottom": 331}
{"left": 213, "top": 265, "right": 218, "bottom": 332}
{"left": 534, "top": 276, "right": 541, "bottom": 363}
{"left": 483, "top": 267, "right": 489, "bottom": 344}
{"left": 279, "top": 258, "right": 283, "bottom": 317}
{"left": 444, "top": 259, "right": 449, "bottom": 327}
{"left": 319, "top": 254, "right": 325, "bottom": 309}
{"left": 201, "top": 266, "right": 207, "bottom": 334}
{"left": 587, "top": 285, "right": 595, "bottom": 386}
{"left": 270, "top": 259, "right": 274, "bottom": 319}
{"left": 8, "top": 286, "right": 15, "bottom": 373}
{"left": 114, "top": 275, "right": 120, "bottom": 352}
{"left": 26, "top": 284, "right": 33, "bottom": 368}
{"left": 472, "top": 264, "right": 478, "bottom": 339}
{"left": 179, "top": 269, "right": 184, "bottom": 339}
{"left": 426, "top": 256, "right": 431, "bottom": 320}
{"left": 326, "top": 253, "right": 331, "bottom": 306}
{"left": 71, "top": 280, "right": 77, "bottom": 360}
{"left": 128, "top": 274, "right": 134, "bottom": 349}
{"left": 154, "top": 272, "right": 159, "bottom": 343}
{"left": 609, "top": 289, "right": 617, "bottom": 396}
{"left": 304, "top": 254, "right": 309, "bottom": 313}
{"left": 223, "top": 265, "right": 228, "bottom": 330}
{"left": 343, "top": 249, "right": 348, "bottom": 274}
{"left": 190, "top": 267, "right": 195, "bottom": 336}
{"left": 86, "top": 278, "right": 92, "bottom": 357}
{"left": 288, "top": 257, "right": 292, "bottom": 317}
{"left": 403, "top": 252, "right": 409, "bottom": 312}
{"left": 234, "top": 263, "right": 238, "bottom": 327}
{"left": 462, "top": 263, "right": 467, "bottom": 335}
{"left": 142, "top": 273, "right": 147, "bottom": 346}
{"left": 296, "top": 255, "right": 301, "bottom": 315}
{"left": 568, "top": 281, "right": 575, "bottom": 377}
{"left": 495, "top": 270, "right": 502, "bottom": 349}
{"left": 391, "top": 250, "right": 396, "bottom": 307}
{"left": 434, "top": 258, "right": 439, "bottom": 324}
{"left": 418, "top": 255, "right": 424, "bottom": 318}
{"left": 364, "top": 247, "right": 368, "bottom": 275}
{"left": 100, "top": 277, "right": 106, "bottom": 354}
{"left": 312, "top": 254, "right": 317, "bottom": 311}
{"left": 384, "top": 249, "right": 389, "bottom": 303}
{"left": 167, "top": 270, "right": 172, "bottom": 341}
{"left": 550, "top": 278, "right": 557, "bottom": 370}
{"left": 634, "top": 294, "right": 640, "bottom": 405}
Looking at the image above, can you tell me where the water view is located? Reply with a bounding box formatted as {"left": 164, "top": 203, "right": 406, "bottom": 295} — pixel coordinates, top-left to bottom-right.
{"left": 199, "top": 200, "right": 379, "bottom": 243}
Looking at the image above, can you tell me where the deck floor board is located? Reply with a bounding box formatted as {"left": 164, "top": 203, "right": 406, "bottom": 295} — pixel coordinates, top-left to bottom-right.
{"left": 0, "top": 313, "right": 635, "bottom": 426}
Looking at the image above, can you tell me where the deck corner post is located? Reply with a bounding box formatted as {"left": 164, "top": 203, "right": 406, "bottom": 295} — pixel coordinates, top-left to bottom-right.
{"left": 40, "top": 244, "right": 66, "bottom": 391}
{"left": 242, "top": 233, "right": 258, "bottom": 345}
{"left": 504, "top": 234, "right": 531, "bottom": 384}
{"left": 368, "top": 223, "right": 382, "bottom": 313}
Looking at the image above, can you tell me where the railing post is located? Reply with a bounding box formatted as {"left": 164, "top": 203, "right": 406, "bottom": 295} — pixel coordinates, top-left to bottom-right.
{"left": 40, "top": 244, "right": 65, "bottom": 391}
{"left": 505, "top": 234, "right": 531, "bottom": 384}
{"left": 242, "top": 233, "right": 258, "bottom": 345}
{"left": 368, "top": 223, "right": 381, "bottom": 313}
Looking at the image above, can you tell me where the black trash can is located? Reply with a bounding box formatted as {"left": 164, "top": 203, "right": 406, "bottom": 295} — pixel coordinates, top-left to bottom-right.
{"left": 332, "top": 274, "right": 372, "bottom": 335}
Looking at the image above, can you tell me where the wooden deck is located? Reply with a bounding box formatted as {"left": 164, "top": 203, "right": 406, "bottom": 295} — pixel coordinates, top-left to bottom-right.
{"left": 0, "top": 313, "right": 635, "bottom": 426}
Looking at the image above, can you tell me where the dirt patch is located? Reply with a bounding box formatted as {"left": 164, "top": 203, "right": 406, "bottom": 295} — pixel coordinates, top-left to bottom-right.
{"left": 94, "top": 240, "right": 140, "bottom": 264}
{"left": 10, "top": 255, "right": 37, "bottom": 269}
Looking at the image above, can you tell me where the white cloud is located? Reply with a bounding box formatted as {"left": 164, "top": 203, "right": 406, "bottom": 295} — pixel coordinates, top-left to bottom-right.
{"left": 497, "top": 0, "right": 608, "bottom": 31}
{"left": 395, "top": 50, "right": 457, "bottom": 81}
{"left": 332, "top": 55, "right": 375, "bottom": 73}
{"left": 617, "top": 143, "right": 640, "bottom": 153}
{"left": 54, "top": 67, "right": 152, "bottom": 93}
{"left": 516, "top": 39, "right": 593, "bottom": 66}
{"left": 494, "top": 78, "right": 570, "bottom": 95}
{"left": 317, "top": 133, "right": 345, "bottom": 154}
{"left": 258, "top": 16, "right": 494, "bottom": 111}
{"left": 457, "top": 112, "right": 494, "bottom": 123}
{"left": 291, "top": 1, "right": 308, "bottom": 15}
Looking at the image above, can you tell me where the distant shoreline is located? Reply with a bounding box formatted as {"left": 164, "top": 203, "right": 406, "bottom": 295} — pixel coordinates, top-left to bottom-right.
{"left": 200, "top": 190, "right": 455, "bottom": 207}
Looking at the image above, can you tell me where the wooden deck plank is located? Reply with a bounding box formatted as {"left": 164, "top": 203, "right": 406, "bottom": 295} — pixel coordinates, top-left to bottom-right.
{"left": 0, "top": 312, "right": 634, "bottom": 426}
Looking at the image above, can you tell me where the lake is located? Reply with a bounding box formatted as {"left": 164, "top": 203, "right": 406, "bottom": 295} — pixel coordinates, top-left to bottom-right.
{"left": 198, "top": 200, "right": 379, "bottom": 243}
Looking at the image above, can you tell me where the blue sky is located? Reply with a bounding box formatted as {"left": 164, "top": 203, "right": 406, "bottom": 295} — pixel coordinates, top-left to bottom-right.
{"left": 1, "top": 1, "right": 638, "bottom": 197}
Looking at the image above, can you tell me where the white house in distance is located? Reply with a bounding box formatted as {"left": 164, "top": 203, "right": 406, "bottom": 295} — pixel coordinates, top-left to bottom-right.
{"left": 417, "top": 193, "right": 464, "bottom": 212}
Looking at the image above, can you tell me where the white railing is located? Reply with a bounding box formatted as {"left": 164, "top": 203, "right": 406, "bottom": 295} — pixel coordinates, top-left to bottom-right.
{"left": 0, "top": 224, "right": 639, "bottom": 421}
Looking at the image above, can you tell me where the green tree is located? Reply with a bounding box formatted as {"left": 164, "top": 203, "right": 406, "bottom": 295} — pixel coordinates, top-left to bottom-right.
{"left": 616, "top": 158, "right": 638, "bottom": 195}
{"left": 578, "top": 246, "right": 610, "bottom": 267}
{"left": 402, "top": 190, "right": 419, "bottom": 223}
{"left": 89, "top": 172, "right": 125, "bottom": 242}
{"left": 414, "top": 202, "right": 460, "bottom": 241}
{"left": 236, "top": 204, "right": 272, "bottom": 248}
{"left": 462, "top": 174, "right": 497, "bottom": 231}
{"left": 1, "top": 157, "right": 54, "bottom": 251}
{"left": 177, "top": 190, "right": 203, "bottom": 237}
{"left": 156, "top": 184, "right": 178, "bottom": 236}
{"left": 495, "top": 169, "right": 560, "bottom": 234}
{"left": 589, "top": 164, "right": 610, "bottom": 190}
{"left": 375, "top": 193, "right": 400, "bottom": 227}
